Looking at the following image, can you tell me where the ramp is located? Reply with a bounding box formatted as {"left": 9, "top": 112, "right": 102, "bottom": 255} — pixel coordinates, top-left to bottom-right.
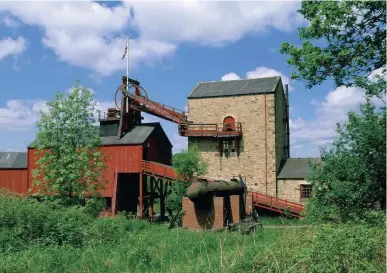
{"left": 249, "top": 191, "right": 304, "bottom": 218}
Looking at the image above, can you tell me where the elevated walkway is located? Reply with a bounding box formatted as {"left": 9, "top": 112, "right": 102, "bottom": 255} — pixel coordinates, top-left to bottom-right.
{"left": 141, "top": 160, "right": 305, "bottom": 217}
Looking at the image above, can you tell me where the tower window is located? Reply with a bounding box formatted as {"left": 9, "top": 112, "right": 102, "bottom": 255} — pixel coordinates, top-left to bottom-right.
{"left": 223, "top": 116, "right": 235, "bottom": 131}
{"left": 223, "top": 139, "right": 236, "bottom": 158}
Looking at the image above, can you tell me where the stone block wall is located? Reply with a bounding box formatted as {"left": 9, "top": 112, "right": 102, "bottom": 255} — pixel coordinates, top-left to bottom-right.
{"left": 277, "top": 179, "right": 311, "bottom": 203}
{"left": 275, "top": 84, "right": 287, "bottom": 172}
{"left": 188, "top": 86, "right": 287, "bottom": 196}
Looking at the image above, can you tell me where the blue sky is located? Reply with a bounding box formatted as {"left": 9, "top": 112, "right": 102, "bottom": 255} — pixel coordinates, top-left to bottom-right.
{"left": 0, "top": 1, "right": 371, "bottom": 157}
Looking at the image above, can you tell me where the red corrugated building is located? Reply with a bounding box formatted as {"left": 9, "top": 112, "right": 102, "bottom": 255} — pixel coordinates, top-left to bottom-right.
{"left": 27, "top": 115, "right": 173, "bottom": 216}
{"left": 0, "top": 152, "right": 28, "bottom": 194}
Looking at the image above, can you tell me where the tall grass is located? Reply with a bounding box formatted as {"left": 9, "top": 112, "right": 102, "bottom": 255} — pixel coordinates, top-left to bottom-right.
{"left": 0, "top": 193, "right": 385, "bottom": 273}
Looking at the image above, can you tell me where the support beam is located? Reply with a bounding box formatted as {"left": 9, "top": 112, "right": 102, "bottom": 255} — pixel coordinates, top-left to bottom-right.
{"left": 149, "top": 176, "right": 154, "bottom": 222}
{"left": 160, "top": 179, "right": 165, "bottom": 218}
{"left": 139, "top": 173, "right": 143, "bottom": 218}
{"left": 112, "top": 168, "right": 118, "bottom": 215}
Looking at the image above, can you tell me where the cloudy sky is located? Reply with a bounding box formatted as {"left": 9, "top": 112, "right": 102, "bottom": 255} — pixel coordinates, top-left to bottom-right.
{"left": 0, "top": 1, "right": 371, "bottom": 156}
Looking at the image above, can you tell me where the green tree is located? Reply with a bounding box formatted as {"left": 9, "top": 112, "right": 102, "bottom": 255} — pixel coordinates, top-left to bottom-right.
{"left": 165, "top": 146, "right": 207, "bottom": 213}
{"left": 306, "top": 101, "right": 386, "bottom": 223}
{"left": 280, "top": 1, "right": 386, "bottom": 100}
{"left": 32, "top": 81, "right": 106, "bottom": 204}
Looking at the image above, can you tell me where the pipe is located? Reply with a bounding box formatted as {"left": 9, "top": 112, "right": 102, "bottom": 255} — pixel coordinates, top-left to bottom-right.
{"left": 186, "top": 177, "right": 246, "bottom": 202}
{"left": 285, "top": 84, "right": 290, "bottom": 158}
{"left": 265, "top": 94, "right": 267, "bottom": 194}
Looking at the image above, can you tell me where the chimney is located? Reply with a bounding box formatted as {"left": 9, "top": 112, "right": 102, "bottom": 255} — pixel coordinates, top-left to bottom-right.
{"left": 285, "top": 84, "right": 290, "bottom": 158}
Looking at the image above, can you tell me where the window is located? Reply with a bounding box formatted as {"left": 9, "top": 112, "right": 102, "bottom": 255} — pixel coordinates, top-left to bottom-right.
{"left": 222, "top": 139, "right": 236, "bottom": 158}
{"left": 300, "top": 184, "right": 312, "bottom": 200}
{"left": 223, "top": 116, "right": 235, "bottom": 131}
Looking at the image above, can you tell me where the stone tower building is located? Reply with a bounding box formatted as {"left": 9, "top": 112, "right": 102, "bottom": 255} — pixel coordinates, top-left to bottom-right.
{"left": 187, "top": 76, "right": 290, "bottom": 196}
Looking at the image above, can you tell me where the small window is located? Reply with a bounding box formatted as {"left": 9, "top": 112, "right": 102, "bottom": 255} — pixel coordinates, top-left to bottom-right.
{"left": 300, "top": 184, "right": 312, "bottom": 200}
{"left": 223, "top": 116, "right": 235, "bottom": 131}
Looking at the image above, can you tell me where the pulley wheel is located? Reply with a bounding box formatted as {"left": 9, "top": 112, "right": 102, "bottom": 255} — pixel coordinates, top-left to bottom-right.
{"left": 114, "top": 84, "right": 149, "bottom": 111}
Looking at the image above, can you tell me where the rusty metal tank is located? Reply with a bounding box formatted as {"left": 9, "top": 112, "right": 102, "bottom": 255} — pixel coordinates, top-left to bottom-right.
{"left": 186, "top": 175, "right": 247, "bottom": 201}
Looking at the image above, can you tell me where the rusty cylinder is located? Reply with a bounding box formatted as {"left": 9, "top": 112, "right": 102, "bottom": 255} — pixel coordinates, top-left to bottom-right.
{"left": 186, "top": 178, "right": 246, "bottom": 202}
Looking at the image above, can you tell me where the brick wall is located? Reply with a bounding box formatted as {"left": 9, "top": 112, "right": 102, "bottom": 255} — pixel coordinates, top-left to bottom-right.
{"left": 277, "top": 179, "right": 310, "bottom": 202}
{"left": 188, "top": 84, "right": 287, "bottom": 196}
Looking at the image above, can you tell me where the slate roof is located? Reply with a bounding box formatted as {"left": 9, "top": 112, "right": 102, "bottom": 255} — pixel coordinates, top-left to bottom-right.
{"left": 0, "top": 152, "right": 27, "bottom": 169}
{"left": 277, "top": 158, "right": 321, "bottom": 179}
{"left": 188, "top": 76, "right": 281, "bottom": 99}
{"left": 29, "top": 123, "right": 172, "bottom": 148}
{"left": 101, "top": 123, "right": 159, "bottom": 146}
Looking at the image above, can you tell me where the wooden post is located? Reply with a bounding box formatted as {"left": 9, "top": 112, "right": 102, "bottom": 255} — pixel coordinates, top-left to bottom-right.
{"left": 149, "top": 176, "right": 154, "bottom": 222}
{"left": 160, "top": 179, "right": 165, "bottom": 219}
{"left": 139, "top": 173, "right": 143, "bottom": 218}
{"left": 112, "top": 167, "right": 118, "bottom": 216}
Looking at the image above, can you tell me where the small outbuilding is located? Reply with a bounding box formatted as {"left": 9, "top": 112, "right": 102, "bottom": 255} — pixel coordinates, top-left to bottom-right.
{"left": 276, "top": 158, "right": 320, "bottom": 203}
{"left": 0, "top": 152, "right": 28, "bottom": 194}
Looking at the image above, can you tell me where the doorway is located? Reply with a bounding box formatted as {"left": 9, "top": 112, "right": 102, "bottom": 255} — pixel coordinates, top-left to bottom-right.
{"left": 116, "top": 173, "right": 140, "bottom": 214}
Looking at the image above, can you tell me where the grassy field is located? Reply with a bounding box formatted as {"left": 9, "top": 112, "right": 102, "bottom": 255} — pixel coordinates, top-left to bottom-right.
{"left": 0, "top": 194, "right": 385, "bottom": 273}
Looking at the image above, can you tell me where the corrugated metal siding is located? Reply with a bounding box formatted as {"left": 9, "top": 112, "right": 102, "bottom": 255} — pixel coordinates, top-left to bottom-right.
{"left": 101, "top": 145, "right": 143, "bottom": 197}
{"left": 28, "top": 146, "right": 143, "bottom": 198}
{"left": 143, "top": 133, "right": 172, "bottom": 165}
{"left": 0, "top": 169, "right": 28, "bottom": 194}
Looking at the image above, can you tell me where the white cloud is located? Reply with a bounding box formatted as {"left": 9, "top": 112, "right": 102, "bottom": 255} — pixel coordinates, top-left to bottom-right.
{"left": 368, "top": 66, "right": 386, "bottom": 81}
{"left": 221, "top": 66, "right": 294, "bottom": 91}
{"left": 246, "top": 66, "right": 293, "bottom": 91}
{"left": 289, "top": 86, "right": 371, "bottom": 157}
{"left": 221, "top": 73, "right": 241, "bottom": 81}
{"left": 0, "top": 99, "right": 46, "bottom": 131}
{"left": 171, "top": 134, "right": 188, "bottom": 154}
{"left": 131, "top": 1, "right": 305, "bottom": 46}
{"left": 2, "top": 15, "right": 20, "bottom": 28}
{"left": 0, "top": 37, "right": 27, "bottom": 61}
{"left": 0, "top": 1, "right": 305, "bottom": 77}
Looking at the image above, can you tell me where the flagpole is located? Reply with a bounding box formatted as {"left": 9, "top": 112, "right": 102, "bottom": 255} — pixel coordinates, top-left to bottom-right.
{"left": 126, "top": 35, "right": 129, "bottom": 91}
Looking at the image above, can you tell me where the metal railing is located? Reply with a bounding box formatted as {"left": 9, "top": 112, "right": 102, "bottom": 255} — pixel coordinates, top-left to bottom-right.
{"left": 141, "top": 160, "right": 177, "bottom": 180}
{"left": 181, "top": 122, "right": 242, "bottom": 137}
{"left": 249, "top": 191, "right": 304, "bottom": 216}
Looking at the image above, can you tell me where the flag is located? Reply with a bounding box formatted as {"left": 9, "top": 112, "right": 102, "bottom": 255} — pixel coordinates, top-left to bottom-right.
{"left": 122, "top": 41, "right": 128, "bottom": 60}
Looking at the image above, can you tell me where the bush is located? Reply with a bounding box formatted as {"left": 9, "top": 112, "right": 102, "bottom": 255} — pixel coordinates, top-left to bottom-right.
{"left": 0, "top": 193, "right": 92, "bottom": 250}
{"left": 300, "top": 224, "right": 386, "bottom": 273}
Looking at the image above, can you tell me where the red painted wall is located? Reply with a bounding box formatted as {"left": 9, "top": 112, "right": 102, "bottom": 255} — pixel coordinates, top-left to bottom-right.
{"left": 28, "top": 146, "right": 143, "bottom": 198}
{"left": 0, "top": 169, "right": 28, "bottom": 194}
{"left": 100, "top": 145, "right": 142, "bottom": 197}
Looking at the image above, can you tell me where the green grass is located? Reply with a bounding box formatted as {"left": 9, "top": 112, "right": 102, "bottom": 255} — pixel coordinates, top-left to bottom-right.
{"left": 0, "top": 193, "right": 385, "bottom": 273}
{"left": 259, "top": 216, "right": 308, "bottom": 226}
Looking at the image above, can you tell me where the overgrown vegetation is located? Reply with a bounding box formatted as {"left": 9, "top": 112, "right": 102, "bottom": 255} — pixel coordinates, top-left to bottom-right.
{"left": 32, "top": 81, "right": 106, "bottom": 204}
{"left": 0, "top": 193, "right": 385, "bottom": 273}
{"left": 165, "top": 145, "right": 208, "bottom": 213}
{"left": 306, "top": 101, "right": 386, "bottom": 223}
{"left": 281, "top": 0, "right": 386, "bottom": 225}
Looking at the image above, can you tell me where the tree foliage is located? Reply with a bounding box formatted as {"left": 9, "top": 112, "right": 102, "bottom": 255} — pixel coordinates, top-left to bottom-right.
{"left": 165, "top": 146, "right": 208, "bottom": 212}
{"left": 32, "top": 81, "right": 106, "bottom": 203}
{"left": 280, "top": 1, "right": 386, "bottom": 99}
{"left": 306, "top": 101, "right": 386, "bottom": 223}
